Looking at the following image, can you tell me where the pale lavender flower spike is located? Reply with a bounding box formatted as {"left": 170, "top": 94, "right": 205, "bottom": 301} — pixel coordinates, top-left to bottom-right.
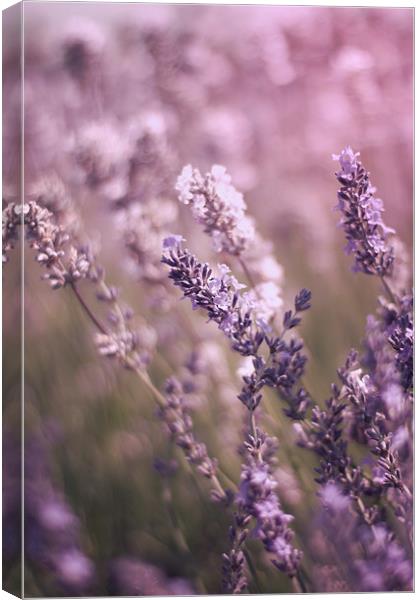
{"left": 175, "top": 164, "right": 255, "bottom": 255}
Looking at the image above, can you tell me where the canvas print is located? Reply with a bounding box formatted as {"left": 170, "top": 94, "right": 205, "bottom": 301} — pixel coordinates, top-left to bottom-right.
{"left": 2, "top": 2, "right": 413, "bottom": 596}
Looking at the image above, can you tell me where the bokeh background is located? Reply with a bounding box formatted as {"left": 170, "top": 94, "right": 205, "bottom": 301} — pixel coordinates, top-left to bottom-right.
{"left": 3, "top": 3, "right": 413, "bottom": 596}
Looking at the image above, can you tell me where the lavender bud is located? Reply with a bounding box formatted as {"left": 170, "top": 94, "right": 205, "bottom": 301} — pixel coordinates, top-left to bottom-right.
{"left": 294, "top": 288, "right": 312, "bottom": 312}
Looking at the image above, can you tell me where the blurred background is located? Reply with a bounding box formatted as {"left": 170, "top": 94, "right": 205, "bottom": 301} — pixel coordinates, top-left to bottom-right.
{"left": 3, "top": 3, "right": 413, "bottom": 596}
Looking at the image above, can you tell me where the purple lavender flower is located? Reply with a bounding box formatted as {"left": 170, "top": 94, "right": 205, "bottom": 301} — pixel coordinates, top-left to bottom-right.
{"left": 363, "top": 314, "right": 404, "bottom": 419}
{"left": 158, "top": 377, "right": 218, "bottom": 479}
{"left": 238, "top": 287, "right": 311, "bottom": 417}
{"left": 338, "top": 350, "right": 408, "bottom": 496}
{"left": 222, "top": 511, "right": 250, "bottom": 594}
{"left": 237, "top": 430, "right": 302, "bottom": 577}
{"left": 294, "top": 288, "right": 312, "bottom": 312}
{"left": 163, "top": 240, "right": 312, "bottom": 419}
{"left": 2, "top": 201, "right": 24, "bottom": 262}
{"left": 20, "top": 201, "right": 90, "bottom": 289}
{"left": 388, "top": 295, "right": 413, "bottom": 393}
{"left": 162, "top": 241, "right": 265, "bottom": 356}
{"left": 295, "top": 378, "right": 382, "bottom": 526}
{"left": 157, "top": 376, "right": 229, "bottom": 504}
{"left": 333, "top": 147, "right": 394, "bottom": 276}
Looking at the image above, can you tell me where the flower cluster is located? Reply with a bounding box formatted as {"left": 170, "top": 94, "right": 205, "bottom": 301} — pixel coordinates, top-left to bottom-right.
{"left": 2, "top": 201, "right": 22, "bottom": 262}
{"left": 222, "top": 511, "right": 250, "bottom": 594}
{"left": 13, "top": 201, "right": 90, "bottom": 289}
{"left": 333, "top": 147, "right": 395, "bottom": 276}
{"left": 237, "top": 430, "right": 302, "bottom": 576}
{"left": 162, "top": 234, "right": 310, "bottom": 587}
{"left": 28, "top": 173, "right": 79, "bottom": 234}
{"left": 82, "top": 247, "right": 157, "bottom": 370}
{"left": 159, "top": 377, "right": 217, "bottom": 479}
{"left": 238, "top": 291, "right": 312, "bottom": 416}
{"left": 295, "top": 380, "right": 381, "bottom": 525}
{"left": 162, "top": 240, "right": 264, "bottom": 356}
{"left": 338, "top": 351, "right": 407, "bottom": 495}
{"left": 174, "top": 163, "right": 286, "bottom": 321}
{"left": 162, "top": 238, "right": 310, "bottom": 359}
{"left": 157, "top": 377, "right": 227, "bottom": 504}
{"left": 175, "top": 164, "right": 255, "bottom": 255}
{"left": 363, "top": 314, "right": 403, "bottom": 420}
{"left": 9, "top": 197, "right": 157, "bottom": 369}
{"left": 2, "top": 2, "right": 413, "bottom": 594}
{"left": 388, "top": 296, "right": 413, "bottom": 394}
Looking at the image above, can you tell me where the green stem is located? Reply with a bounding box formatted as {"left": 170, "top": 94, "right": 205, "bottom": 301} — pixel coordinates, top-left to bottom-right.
{"left": 243, "top": 548, "right": 262, "bottom": 593}
{"left": 70, "top": 282, "right": 107, "bottom": 334}
{"left": 380, "top": 275, "right": 397, "bottom": 304}
{"left": 292, "top": 567, "right": 312, "bottom": 593}
{"left": 238, "top": 256, "right": 257, "bottom": 289}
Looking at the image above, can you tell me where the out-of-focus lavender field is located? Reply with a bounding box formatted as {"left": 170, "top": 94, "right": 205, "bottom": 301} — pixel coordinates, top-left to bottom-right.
{"left": 3, "top": 3, "right": 413, "bottom": 596}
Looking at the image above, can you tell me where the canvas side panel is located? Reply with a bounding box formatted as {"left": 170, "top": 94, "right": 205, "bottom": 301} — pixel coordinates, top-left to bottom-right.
{"left": 3, "top": 2, "right": 23, "bottom": 599}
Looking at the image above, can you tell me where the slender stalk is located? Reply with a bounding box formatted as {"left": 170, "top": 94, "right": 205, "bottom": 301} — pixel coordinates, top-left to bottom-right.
{"left": 238, "top": 256, "right": 257, "bottom": 289}
{"left": 68, "top": 281, "right": 167, "bottom": 408}
{"left": 292, "top": 574, "right": 304, "bottom": 594}
{"left": 69, "top": 281, "right": 107, "bottom": 334}
{"left": 163, "top": 484, "right": 190, "bottom": 554}
{"left": 295, "top": 569, "right": 308, "bottom": 593}
{"left": 211, "top": 474, "right": 228, "bottom": 500}
{"left": 243, "top": 548, "right": 262, "bottom": 593}
{"left": 162, "top": 483, "right": 208, "bottom": 594}
{"left": 380, "top": 275, "right": 397, "bottom": 304}
{"left": 249, "top": 410, "right": 261, "bottom": 462}
{"left": 217, "top": 465, "right": 238, "bottom": 490}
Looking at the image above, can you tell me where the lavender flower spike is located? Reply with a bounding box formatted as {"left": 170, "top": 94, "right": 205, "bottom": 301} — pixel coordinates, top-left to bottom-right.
{"left": 333, "top": 147, "right": 395, "bottom": 277}
{"left": 237, "top": 430, "right": 302, "bottom": 577}
{"left": 175, "top": 164, "right": 255, "bottom": 255}
{"left": 157, "top": 377, "right": 228, "bottom": 504}
{"left": 162, "top": 238, "right": 265, "bottom": 357}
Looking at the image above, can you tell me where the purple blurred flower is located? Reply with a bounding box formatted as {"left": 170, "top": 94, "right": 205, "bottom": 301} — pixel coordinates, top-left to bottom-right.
{"left": 54, "top": 549, "right": 95, "bottom": 591}
{"left": 24, "top": 436, "right": 95, "bottom": 594}
{"left": 108, "top": 556, "right": 195, "bottom": 596}
{"left": 356, "top": 526, "right": 412, "bottom": 591}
